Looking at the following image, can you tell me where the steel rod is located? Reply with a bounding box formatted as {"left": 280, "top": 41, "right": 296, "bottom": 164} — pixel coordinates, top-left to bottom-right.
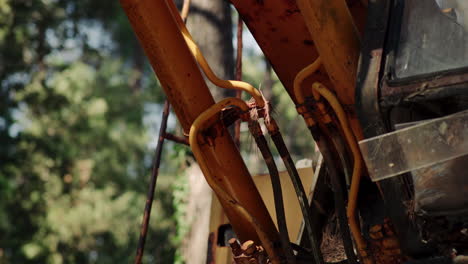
{"left": 134, "top": 100, "right": 170, "bottom": 264}
{"left": 234, "top": 14, "right": 243, "bottom": 148}
{"left": 164, "top": 133, "right": 189, "bottom": 146}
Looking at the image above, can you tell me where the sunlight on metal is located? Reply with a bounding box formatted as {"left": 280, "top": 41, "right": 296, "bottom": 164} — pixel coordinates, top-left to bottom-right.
{"left": 166, "top": 0, "right": 265, "bottom": 108}
{"left": 121, "top": 0, "right": 278, "bottom": 244}
{"left": 189, "top": 98, "right": 281, "bottom": 264}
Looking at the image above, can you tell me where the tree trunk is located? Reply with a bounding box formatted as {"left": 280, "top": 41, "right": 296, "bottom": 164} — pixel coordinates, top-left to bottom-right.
{"left": 186, "top": 0, "right": 235, "bottom": 100}
{"left": 177, "top": 1, "right": 235, "bottom": 263}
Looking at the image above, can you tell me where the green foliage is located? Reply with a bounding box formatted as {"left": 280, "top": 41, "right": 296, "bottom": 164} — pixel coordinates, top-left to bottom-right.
{"left": 171, "top": 173, "right": 189, "bottom": 264}
{"left": 0, "top": 1, "right": 316, "bottom": 264}
{"left": 0, "top": 58, "right": 179, "bottom": 263}
{"left": 0, "top": 1, "right": 179, "bottom": 264}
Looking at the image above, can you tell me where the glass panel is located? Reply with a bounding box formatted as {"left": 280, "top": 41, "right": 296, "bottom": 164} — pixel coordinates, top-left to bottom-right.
{"left": 395, "top": 0, "right": 468, "bottom": 79}
{"left": 359, "top": 109, "right": 468, "bottom": 181}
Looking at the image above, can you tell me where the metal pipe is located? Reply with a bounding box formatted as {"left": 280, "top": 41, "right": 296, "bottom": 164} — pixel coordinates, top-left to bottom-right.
{"left": 166, "top": 0, "right": 265, "bottom": 108}
{"left": 189, "top": 98, "right": 281, "bottom": 264}
{"left": 266, "top": 119, "right": 324, "bottom": 264}
{"left": 121, "top": 0, "right": 278, "bottom": 243}
{"left": 248, "top": 120, "right": 296, "bottom": 264}
{"left": 164, "top": 133, "right": 189, "bottom": 146}
{"left": 234, "top": 14, "right": 243, "bottom": 148}
{"left": 134, "top": 100, "right": 170, "bottom": 264}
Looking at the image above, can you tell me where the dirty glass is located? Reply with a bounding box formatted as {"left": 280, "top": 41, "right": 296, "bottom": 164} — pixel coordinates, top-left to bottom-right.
{"left": 395, "top": 0, "right": 468, "bottom": 79}
{"left": 359, "top": 109, "right": 468, "bottom": 181}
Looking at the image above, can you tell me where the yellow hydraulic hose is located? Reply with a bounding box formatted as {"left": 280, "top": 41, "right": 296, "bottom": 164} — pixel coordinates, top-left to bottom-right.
{"left": 311, "top": 82, "right": 372, "bottom": 263}
{"left": 189, "top": 98, "right": 280, "bottom": 264}
{"left": 180, "top": 0, "right": 191, "bottom": 21}
{"left": 292, "top": 58, "right": 328, "bottom": 127}
{"left": 166, "top": 0, "right": 265, "bottom": 108}
{"left": 293, "top": 59, "right": 371, "bottom": 262}
{"left": 293, "top": 57, "right": 322, "bottom": 104}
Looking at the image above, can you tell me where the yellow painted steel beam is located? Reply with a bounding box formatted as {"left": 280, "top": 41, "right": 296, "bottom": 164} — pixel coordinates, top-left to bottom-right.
{"left": 296, "top": 0, "right": 364, "bottom": 140}
{"left": 189, "top": 98, "right": 281, "bottom": 264}
{"left": 230, "top": 0, "right": 366, "bottom": 140}
{"left": 230, "top": 0, "right": 333, "bottom": 104}
{"left": 296, "top": 0, "right": 360, "bottom": 105}
{"left": 120, "top": 0, "right": 279, "bottom": 244}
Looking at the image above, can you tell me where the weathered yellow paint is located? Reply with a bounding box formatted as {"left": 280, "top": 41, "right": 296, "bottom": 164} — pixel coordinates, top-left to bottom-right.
{"left": 296, "top": 0, "right": 364, "bottom": 140}
{"left": 189, "top": 98, "right": 281, "bottom": 263}
{"left": 253, "top": 167, "right": 315, "bottom": 242}
{"left": 230, "top": 0, "right": 332, "bottom": 104}
{"left": 208, "top": 193, "right": 232, "bottom": 264}
{"left": 120, "top": 0, "right": 278, "bottom": 244}
{"left": 207, "top": 167, "right": 315, "bottom": 263}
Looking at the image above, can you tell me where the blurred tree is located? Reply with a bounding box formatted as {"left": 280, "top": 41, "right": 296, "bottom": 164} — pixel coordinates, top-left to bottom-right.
{"left": 0, "top": 1, "right": 176, "bottom": 263}
{"left": 173, "top": 1, "right": 236, "bottom": 263}
{"left": 185, "top": 0, "right": 235, "bottom": 99}
{"left": 0, "top": 1, "right": 315, "bottom": 264}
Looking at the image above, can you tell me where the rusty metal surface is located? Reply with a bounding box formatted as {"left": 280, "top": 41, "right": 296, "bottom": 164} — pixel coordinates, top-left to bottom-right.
{"left": 381, "top": 72, "right": 468, "bottom": 106}
{"left": 231, "top": 0, "right": 366, "bottom": 140}
{"left": 355, "top": 0, "right": 434, "bottom": 258}
{"left": 121, "top": 0, "right": 278, "bottom": 244}
{"left": 164, "top": 133, "right": 189, "bottom": 146}
{"left": 229, "top": 239, "right": 268, "bottom": 264}
{"left": 230, "top": 0, "right": 367, "bottom": 103}
{"left": 296, "top": 0, "right": 364, "bottom": 140}
{"left": 230, "top": 0, "right": 332, "bottom": 103}
{"left": 367, "top": 219, "right": 407, "bottom": 264}
{"left": 296, "top": 0, "right": 361, "bottom": 107}
{"left": 134, "top": 101, "right": 171, "bottom": 264}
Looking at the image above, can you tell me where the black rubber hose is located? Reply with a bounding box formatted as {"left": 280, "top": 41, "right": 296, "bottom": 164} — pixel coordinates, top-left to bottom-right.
{"left": 267, "top": 118, "right": 324, "bottom": 264}
{"left": 248, "top": 120, "right": 296, "bottom": 264}
{"left": 317, "top": 126, "right": 358, "bottom": 264}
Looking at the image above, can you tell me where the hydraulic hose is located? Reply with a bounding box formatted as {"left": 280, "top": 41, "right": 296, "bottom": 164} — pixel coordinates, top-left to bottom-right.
{"left": 266, "top": 119, "right": 324, "bottom": 264}
{"left": 166, "top": 0, "right": 265, "bottom": 108}
{"left": 311, "top": 82, "right": 372, "bottom": 263}
{"left": 249, "top": 120, "right": 296, "bottom": 264}
{"left": 294, "top": 60, "right": 366, "bottom": 263}
{"left": 293, "top": 58, "right": 322, "bottom": 104}
{"left": 189, "top": 98, "right": 280, "bottom": 264}
{"left": 317, "top": 127, "right": 358, "bottom": 264}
